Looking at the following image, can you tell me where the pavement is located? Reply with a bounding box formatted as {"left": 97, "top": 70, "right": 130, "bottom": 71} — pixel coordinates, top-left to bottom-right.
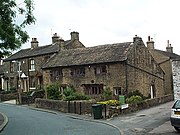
{"left": 0, "top": 100, "right": 15, "bottom": 132}
{"left": 0, "top": 112, "right": 8, "bottom": 132}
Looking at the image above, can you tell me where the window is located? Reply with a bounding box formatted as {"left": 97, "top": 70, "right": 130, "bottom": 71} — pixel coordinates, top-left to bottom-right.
{"left": 50, "top": 68, "right": 63, "bottom": 81}
{"left": 83, "top": 84, "right": 103, "bottom": 95}
{"left": 10, "top": 62, "right": 15, "bottom": 73}
{"left": 71, "top": 67, "right": 85, "bottom": 77}
{"left": 113, "top": 87, "right": 121, "bottom": 96}
{"left": 30, "top": 59, "right": 35, "bottom": 71}
{"left": 94, "top": 65, "right": 107, "bottom": 75}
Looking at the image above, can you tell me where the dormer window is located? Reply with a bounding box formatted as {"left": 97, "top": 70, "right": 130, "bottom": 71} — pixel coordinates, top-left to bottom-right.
{"left": 29, "top": 59, "right": 35, "bottom": 71}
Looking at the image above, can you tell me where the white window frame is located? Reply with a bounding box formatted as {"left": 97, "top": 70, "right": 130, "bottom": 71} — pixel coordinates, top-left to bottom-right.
{"left": 29, "top": 59, "right": 35, "bottom": 71}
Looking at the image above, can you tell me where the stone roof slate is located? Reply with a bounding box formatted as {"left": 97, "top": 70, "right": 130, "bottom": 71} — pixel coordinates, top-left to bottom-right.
{"left": 154, "top": 49, "right": 180, "bottom": 60}
{"left": 42, "top": 42, "right": 133, "bottom": 69}
{"left": 4, "top": 40, "right": 72, "bottom": 61}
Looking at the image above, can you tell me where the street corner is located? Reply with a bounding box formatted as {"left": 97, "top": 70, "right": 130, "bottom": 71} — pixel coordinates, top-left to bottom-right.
{"left": 0, "top": 112, "right": 8, "bottom": 132}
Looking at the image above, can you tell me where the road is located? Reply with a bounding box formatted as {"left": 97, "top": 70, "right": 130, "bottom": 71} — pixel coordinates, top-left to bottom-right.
{"left": 108, "top": 101, "right": 179, "bottom": 135}
{"left": 1, "top": 101, "right": 179, "bottom": 135}
{"left": 0, "top": 103, "right": 120, "bottom": 135}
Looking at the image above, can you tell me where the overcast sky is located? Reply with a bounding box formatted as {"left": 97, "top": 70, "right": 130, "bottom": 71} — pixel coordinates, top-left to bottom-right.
{"left": 22, "top": 0, "right": 180, "bottom": 54}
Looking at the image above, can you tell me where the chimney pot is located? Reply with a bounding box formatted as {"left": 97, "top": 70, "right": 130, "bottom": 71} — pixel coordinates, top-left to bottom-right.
{"left": 70, "top": 31, "right": 79, "bottom": 41}
{"left": 52, "top": 33, "right": 60, "bottom": 44}
{"left": 146, "top": 36, "right": 154, "bottom": 49}
{"left": 166, "top": 40, "right": 173, "bottom": 53}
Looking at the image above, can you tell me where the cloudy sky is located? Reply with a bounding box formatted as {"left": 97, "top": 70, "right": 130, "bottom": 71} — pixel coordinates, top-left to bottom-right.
{"left": 22, "top": 0, "right": 180, "bottom": 54}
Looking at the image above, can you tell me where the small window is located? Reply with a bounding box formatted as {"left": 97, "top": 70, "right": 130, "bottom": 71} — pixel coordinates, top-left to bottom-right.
{"left": 113, "top": 87, "right": 121, "bottom": 96}
{"left": 94, "top": 65, "right": 107, "bottom": 75}
{"left": 71, "top": 67, "right": 85, "bottom": 77}
{"left": 30, "top": 59, "right": 35, "bottom": 71}
{"left": 10, "top": 62, "right": 15, "bottom": 73}
{"left": 51, "top": 68, "right": 63, "bottom": 81}
{"left": 84, "top": 84, "right": 103, "bottom": 95}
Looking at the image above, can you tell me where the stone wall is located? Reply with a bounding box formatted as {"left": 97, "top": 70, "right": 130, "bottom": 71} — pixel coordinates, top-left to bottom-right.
{"left": 110, "top": 94, "right": 174, "bottom": 116}
{"left": 0, "top": 93, "right": 18, "bottom": 101}
{"left": 35, "top": 94, "right": 173, "bottom": 118}
{"left": 149, "top": 49, "right": 173, "bottom": 95}
{"left": 35, "top": 98, "right": 96, "bottom": 115}
{"left": 172, "top": 60, "right": 180, "bottom": 100}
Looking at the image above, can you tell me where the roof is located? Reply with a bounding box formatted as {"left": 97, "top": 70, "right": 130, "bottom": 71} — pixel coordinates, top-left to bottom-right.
{"left": 154, "top": 49, "right": 180, "bottom": 60}
{"left": 4, "top": 44, "right": 58, "bottom": 61}
{"left": 4, "top": 40, "right": 74, "bottom": 61}
{"left": 42, "top": 42, "right": 133, "bottom": 69}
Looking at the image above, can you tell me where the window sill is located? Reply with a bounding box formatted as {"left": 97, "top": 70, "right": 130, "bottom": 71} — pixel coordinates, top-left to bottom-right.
{"left": 29, "top": 69, "right": 35, "bottom": 72}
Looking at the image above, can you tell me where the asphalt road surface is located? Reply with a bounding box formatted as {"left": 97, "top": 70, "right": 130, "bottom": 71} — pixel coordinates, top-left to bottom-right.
{"left": 108, "top": 101, "right": 180, "bottom": 135}
{"left": 0, "top": 103, "right": 120, "bottom": 135}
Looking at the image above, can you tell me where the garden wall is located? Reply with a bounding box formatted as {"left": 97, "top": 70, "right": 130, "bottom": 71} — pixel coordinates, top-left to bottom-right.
{"left": 35, "top": 94, "right": 174, "bottom": 118}
{"left": 35, "top": 98, "right": 96, "bottom": 115}
{"left": 110, "top": 94, "right": 174, "bottom": 116}
{"left": 0, "top": 93, "right": 18, "bottom": 101}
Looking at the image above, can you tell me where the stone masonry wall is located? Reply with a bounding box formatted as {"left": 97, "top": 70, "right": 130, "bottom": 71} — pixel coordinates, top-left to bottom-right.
{"left": 35, "top": 98, "right": 96, "bottom": 115}
{"left": 126, "top": 40, "right": 164, "bottom": 97}
{"left": 172, "top": 60, "right": 180, "bottom": 100}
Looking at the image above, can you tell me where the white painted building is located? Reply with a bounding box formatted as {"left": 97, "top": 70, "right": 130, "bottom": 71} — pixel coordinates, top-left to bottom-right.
{"left": 172, "top": 60, "right": 180, "bottom": 100}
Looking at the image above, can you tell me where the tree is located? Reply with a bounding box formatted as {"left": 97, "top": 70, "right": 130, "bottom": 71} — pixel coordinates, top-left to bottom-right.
{"left": 0, "top": 0, "right": 36, "bottom": 57}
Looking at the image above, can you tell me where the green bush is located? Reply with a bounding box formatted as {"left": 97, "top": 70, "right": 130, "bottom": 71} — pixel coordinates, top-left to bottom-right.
{"left": 126, "top": 90, "right": 148, "bottom": 100}
{"left": 46, "top": 83, "right": 62, "bottom": 100}
{"left": 126, "top": 95, "right": 143, "bottom": 104}
{"left": 102, "top": 88, "right": 112, "bottom": 100}
{"left": 63, "top": 87, "right": 75, "bottom": 97}
{"left": 63, "top": 87, "right": 89, "bottom": 101}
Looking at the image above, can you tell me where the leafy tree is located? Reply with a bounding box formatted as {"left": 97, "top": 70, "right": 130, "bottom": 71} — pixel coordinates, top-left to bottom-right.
{"left": 0, "top": 0, "right": 36, "bottom": 57}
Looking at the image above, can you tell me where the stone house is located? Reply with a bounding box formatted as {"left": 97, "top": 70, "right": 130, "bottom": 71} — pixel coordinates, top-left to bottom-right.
{"left": 147, "top": 36, "right": 180, "bottom": 95}
{"left": 3, "top": 32, "right": 84, "bottom": 92}
{"left": 0, "top": 65, "right": 4, "bottom": 91}
{"left": 42, "top": 36, "right": 165, "bottom": 99}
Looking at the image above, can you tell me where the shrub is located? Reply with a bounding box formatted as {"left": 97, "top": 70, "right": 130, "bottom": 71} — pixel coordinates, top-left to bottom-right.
{"left": 63, "top": 87, "right": 89, "bottom": 101}
{"left": 126, "top": 95, "right": 143, "bottom": 104}
{"left": 63, "top": 87, "right": 75, "bottom": 97}
{"left": 126, "top": 90, "right": 147, "bottom": 100}
{"left": 101, "top": 88, "right": 112, "bottom": 100}
{"left": 46, "top": 83, "right": 62, "bottom": 100}
{"left": 64, "top": 91, "right": 90, "bottom": 101}
{"left": 97, "top": 100, "right": 120, "bottom": 106}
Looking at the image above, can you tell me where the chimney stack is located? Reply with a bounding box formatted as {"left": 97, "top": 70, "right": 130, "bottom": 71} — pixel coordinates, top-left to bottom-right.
{"left": 52, "top": 33, "right": 60, "bottom": 44}
{"left": 133, "top": 35, "right": 142, "bottom": 43}
{"left": 166, "top": 40, "right": 173, "bottom": 53}
{"left": 58, "top": 38, "right": 65, "bottom": 51}
{"left": 146, "top": 36, "right": 154, "bottom": 49}
{"left": 70, "top": 31, "right": 79, "bottom": 41}
{"left": 31, "top": 38, "right": 39, "bottom": 49}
